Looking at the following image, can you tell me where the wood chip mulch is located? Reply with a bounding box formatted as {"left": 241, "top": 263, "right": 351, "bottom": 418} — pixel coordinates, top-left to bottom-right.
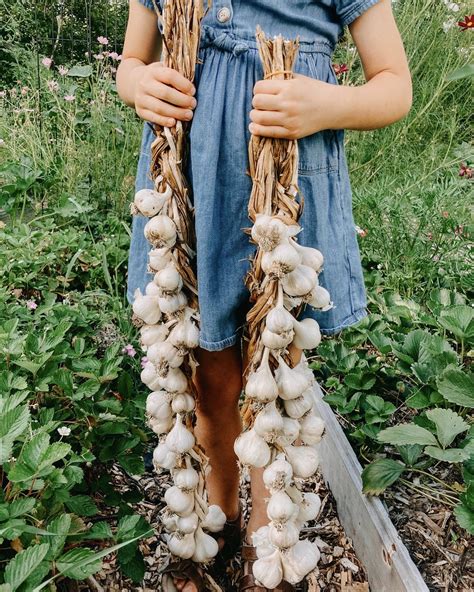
{"left": 80, "top": 459, "right": 369, "bottom": 592}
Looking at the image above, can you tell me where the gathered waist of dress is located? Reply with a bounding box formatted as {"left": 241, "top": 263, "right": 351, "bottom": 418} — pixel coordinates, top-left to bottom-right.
{"left": 199, "top": 25, "right": 334, "bottom": 58}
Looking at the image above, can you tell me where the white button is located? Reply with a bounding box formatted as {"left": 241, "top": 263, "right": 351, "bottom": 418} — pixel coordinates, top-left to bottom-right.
{"left": 217, "top": 7, "right": 231, "bottom": 23}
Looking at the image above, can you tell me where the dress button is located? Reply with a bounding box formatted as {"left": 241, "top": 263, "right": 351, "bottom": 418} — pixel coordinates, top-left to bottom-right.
{"left": 217, "top": 7, "right": 231, "bottom": 23}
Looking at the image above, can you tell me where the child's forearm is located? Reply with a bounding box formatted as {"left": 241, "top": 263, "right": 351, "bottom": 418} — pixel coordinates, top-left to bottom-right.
{"left": 116, "top": 58, "right": 148, "bottom": 108}
{"left": 328, "top": 70, "right": 413, "bottom": 131}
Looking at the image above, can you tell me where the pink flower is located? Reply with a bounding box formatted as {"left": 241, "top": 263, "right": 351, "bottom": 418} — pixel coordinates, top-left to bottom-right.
{"left": 355, "top": 225, "right": 368, "bottom": 238}
{"left": 47, "top": 80, "right": 59, "bottom": 92}
{"left": 64, "top": 94, "right": 76, "bottom": 102}
{"left": 58, "top": 65, "right": 69, "bottom": 76}
{"left": 97, "top": 36, "right": 109, "bottom": 45}
{"left": 442, "top": 211, "right": 449, "bottom": 218}
{"left": 141, "top": 356, "right": 149, "bottom": 368}
{"left": 42, "top": 57, "right": 53, "bottom": 69}
{"left": 426, "top": 232, "right": 433, "bottom": 240}
{"left": 459, "top": 162, "right": 473, "bottom": 178}
{"left": 122, "top": 344, "right": 137, "bottom": 357}
{"left": 26, "top": 300, "right": 37, "bottom": 310}
{"left": 108, "top": 51, "right": 119, "bottom": 60}
{"left": 333, "top": 63, "right": 349, "bottom": 76}
{"left": 93, "top": 53, "right": 104, "bottom": 61}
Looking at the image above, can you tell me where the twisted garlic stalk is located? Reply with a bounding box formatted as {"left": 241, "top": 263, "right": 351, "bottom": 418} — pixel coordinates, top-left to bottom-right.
{"left": 235, "top": 28, "right": 333, "bottom": 588}
{"left": 131, "top": 0, "right": 226, "bottom": 569}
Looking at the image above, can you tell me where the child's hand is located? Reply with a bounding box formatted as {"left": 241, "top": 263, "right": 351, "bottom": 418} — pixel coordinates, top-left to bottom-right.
{"left": 134, "top": 63, "right": 197, "bottom": 127}
{"left": 249, "top": 74, "right": 338, "bottom": 139}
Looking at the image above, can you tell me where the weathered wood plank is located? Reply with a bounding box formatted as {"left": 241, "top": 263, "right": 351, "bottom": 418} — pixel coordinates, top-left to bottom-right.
{"left": 311, "top": 383, "right": 429, "bottom": 592}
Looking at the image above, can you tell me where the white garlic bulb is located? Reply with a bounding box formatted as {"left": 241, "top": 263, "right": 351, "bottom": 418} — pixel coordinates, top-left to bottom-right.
{"left": 254, "top": 401, "right": 284, "bottom": 442}
{"left": 263, "top": 455, "right": 293, "bottom": 492}
{"left": 153, "top": 442, "right": 177, "bottom": 471}
{"left": 174, "top": 467, "right": 199, "bottom": 491}
{"left": 275, "top": 417, "right": 300, "bottom": 447}
{"left": 133, "top": 187, "right": 171, "bottom": 217}
{"left": 251, "top": 214, "right": 289, "bottom": 252}
{"left": 276, "top": 357, "right": 311, "bottom": 400}
{"left": 167, "top": 532, "right": 195, "bottom": 559}
{"left": 144, "top": 215, "right": 177, "bottom": 248}
{"left": 155, "top": 265, "right": 183, "bottom": 294}
{"left": 234, "top": 428, "right": 271, "bottom": 467}
{"left": 281, "top": 264, "right": 317, "bottom": 297}
{"left": 292, "top": 317, "right": 321, "bottom": 350}
{"left": 171, "top": 393, "right": 195, "bottom": 414}
{"left": 141, "top": 361, "right": 159, "bottom": 388}
{"left": 147, "top": 341, "right": 184, "bottom": 372}
{"left": 306, "top": 285, "right": 332, "bottom": 310}
{"left": 268, "top": 521, "right": 300, "bottom": 549}
{"left": 299, "top": 413, "right": 325, "bottom": 445}
{"left": 140, "top": 323, "right": 169, "bottom": 348}
{"left": 146, "top": 390, "right": 172, "bottom": 419}
{"left": 191, "top": 527, "right": 219, "bottom": 563}
{"left": 149, "top": 415, "right": 174, "bottom": 435}
{"left": 158, "top": 367, "right": 188, "bottom": 394}
{"left": 168, "top": 319, "right": 200, "bottom": 350}
{"left": 245, "top": 349, "right": 279, "bottom": 403}
{"left": 158, "top": 291, "right": 188, "bottom": 315}
{"left": 166, "top": 415, "right": 195, "bottom": 454}
{"left": 252, "top": 550, "right": 284, "bottom": 589}
{"left": 177, "top": 512, "right": 199, "bottom": 534}
{"left": 262, "top": 327, "right": 294, "bottom": 350}
{"left": 284, "top": 445, "right": 319, "bottom": 479}
{"left": 164, "top": 486, "right": 194, "bottom": 516}
{"left": 251, "top": 525, "right": 274, "bottom": 559}
{"left": 132, "top": 291, "right": 161, "bottom": 325}
{"left": 283, "top": 392, "right": 313, "bottom": 419}
{"left": 261, "top": 242, "right": 301, "bottom": 276}
{"left": 267, "top": 491, "right": 297, "bottom": 525}
{"left": 281, "top": 540, "right": 320, "bottom": 584}
{"left": 296, "top": 492, "right": 321, "bottom": 524}
{"left": 290, "top": 239, "right": 324, "bottom": 273}
{"left": 148, "top": 247, "right": 173, "bottom": 272}
{"left": 265, "top": 305, "right": 294, "bottom": 335}
{"left": 201, "top": 504, "right": 227, "bottom": 533}
{"left": 145, "top": 281, "right": 161, "bottom": 297}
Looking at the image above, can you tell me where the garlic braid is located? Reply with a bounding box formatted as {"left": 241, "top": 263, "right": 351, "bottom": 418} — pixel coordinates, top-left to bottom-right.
{"left": 131, "top": 0, "right": 226, "bottom": 567}
{"left": 235, "top": 27, "right": 332, "bottom": 588}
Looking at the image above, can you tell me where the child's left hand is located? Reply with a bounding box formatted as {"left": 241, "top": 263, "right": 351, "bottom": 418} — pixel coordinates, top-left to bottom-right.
{"left": 249, "top": 74, "right": 338, "bottom": 140}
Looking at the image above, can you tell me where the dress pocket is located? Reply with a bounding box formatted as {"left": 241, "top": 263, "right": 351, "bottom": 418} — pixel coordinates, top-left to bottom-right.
{"left": 297, "top": 128, "right": 340, "bottom": 176}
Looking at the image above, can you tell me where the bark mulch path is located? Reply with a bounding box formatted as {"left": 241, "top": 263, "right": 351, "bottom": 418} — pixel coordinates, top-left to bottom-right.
{"left": 82, "top": 459, "right": 369, "bottom": 592}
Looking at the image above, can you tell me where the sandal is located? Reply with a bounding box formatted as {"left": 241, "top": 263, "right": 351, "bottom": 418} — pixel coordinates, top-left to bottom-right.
{"left": 161, "top": 557, "right": 207, "bottom": 592}
{"left": 210, "top": 507, "right": 244, "bottom": 577}
{"left": 239, "top": 543, "right": 295, "bottom": 592}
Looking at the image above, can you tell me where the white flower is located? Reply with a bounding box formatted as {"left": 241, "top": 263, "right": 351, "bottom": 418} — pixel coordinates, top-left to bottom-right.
{"left": 58, "top": 426, "right": 71, "bottom": 437}
{"left": 442, "top": 18, "right": 456, "bottom": 32}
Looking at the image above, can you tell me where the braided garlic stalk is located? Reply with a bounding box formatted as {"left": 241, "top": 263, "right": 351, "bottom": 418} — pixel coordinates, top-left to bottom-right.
{"left": 131, "top": 0, "right": 226, "bottom": 567}
{"left": 235, "top": 28, "right": 332, "bottom": 588}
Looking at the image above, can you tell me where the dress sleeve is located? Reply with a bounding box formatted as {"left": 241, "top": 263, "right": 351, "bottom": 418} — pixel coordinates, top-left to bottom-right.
{"left": 334, "top": 0, "right": 382, "bottom": 27}
{"left": 138, "top": 0, "right": 157, "bottom": 10}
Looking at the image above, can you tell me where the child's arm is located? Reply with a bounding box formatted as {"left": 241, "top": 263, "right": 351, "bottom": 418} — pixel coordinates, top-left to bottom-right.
{"left": 250, "top": 0, "right": 412, "bottom": 139}
{"left": 116, "top": 0, "right": 196, "bottom": 127}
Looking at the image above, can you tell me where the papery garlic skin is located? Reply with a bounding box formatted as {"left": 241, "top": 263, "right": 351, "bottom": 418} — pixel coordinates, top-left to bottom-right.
{"left": 252, "top": 549, "right": 284, "bottom": 589}
{"left": 234, "top": 428, "right": 271, "bottom": 468}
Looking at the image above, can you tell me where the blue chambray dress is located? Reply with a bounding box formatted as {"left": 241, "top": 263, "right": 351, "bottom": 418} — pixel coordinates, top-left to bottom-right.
{"left": 128, "top": 0, "right": 379, "bottom": 351}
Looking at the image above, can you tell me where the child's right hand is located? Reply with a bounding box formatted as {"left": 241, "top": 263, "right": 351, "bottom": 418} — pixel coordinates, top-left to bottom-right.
{"left": 133, "top": 63, "right": 197, "bottom": 127}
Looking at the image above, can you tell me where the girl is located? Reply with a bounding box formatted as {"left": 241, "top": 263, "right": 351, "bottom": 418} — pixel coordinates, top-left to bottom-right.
{"left": 117, "top": 1, "right": 412, "bottom": 590}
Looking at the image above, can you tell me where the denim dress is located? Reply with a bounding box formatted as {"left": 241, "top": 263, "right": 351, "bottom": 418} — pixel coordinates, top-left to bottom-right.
{"left": 128, "top": 0, "right": 379, "bottom": 351}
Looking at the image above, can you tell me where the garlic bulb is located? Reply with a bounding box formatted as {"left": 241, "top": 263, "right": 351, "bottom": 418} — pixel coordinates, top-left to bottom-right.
{"left": 165, "top": 486, "right": 194, "bottom": 516}
{"left": 146, "top": 390, "right": 172, "bottom": 419}
{"left": 267, "top": 491, "right": 297, "bottom": 525}
{"left": 149, "top": 415, "right": 174, "bottom": 435}
{"left": 299, "top": 414, "right": 325, "bottom": 445}
{"left": 251, "top": 525, "right": 274, "bottom": 559}
{"left": 168, "top": 320, "right": 200, "bottom": 350}
{"left": 201, "top": 505, "right": 227, "bottom": 533}
{"left": 191, "top": 527, "right": 219, "bottom": 563}
{"left": 133, "top": 187, "right": 171, "bottom": 217}
{"left": 281, "top": 265, "right": 317, "bottom": 297}
{"left": 263, "top": 455, "right": 293, "bottom": 492}
{"left": 276, "top": 357, "right": 311, "bottom": 400}
{"left": 275, "top": 417, "right": 300, "bottom": 446}
{"left": 140, "top": 323, "right": 169, "bottom": 348}
{"left": 234, "top": 428, "right": 271, "bottom": 467}
{"left": 283, "top": 393, "right": 313, "bottom": 419}
{"left": 290, "top": 240, "right": 324, "bottom": 273}
{"left": 252, "top": 550, "right": 284, "bottom": 589}
{"left": 132, "top": 291, "right": 161, "bottom": 325}
{"left": 158, "top": 291, "right": 188, "bottom": 315}
{"left": 168, "top": 532, "right": 195, "bottom": 559}
{"left": 155, "top": 265, "right": 183, "bottom": 294}
{"left": 141, "top": 361, "right": 159, "bottom": 388}
{"left": 159, "top": 367, "right": 188, "bottom": 394}
{"left": 148, "top": 247, "right": 173, "bottom": 272}
{"left": 171, "top": 393, "right": 195, "bottom": 414}
{"left": 297, "top": 492, "right": 321, "bottom": 524}
{"left": 292, "top": 317, "right": 321, "bottom": 350}
{"left": 147, "top": 341, "right": 184, "bottom": 371}
{"left": 162, "top": 511, "right": 178, "bottom": 533}
{"left": 307, "top": 285, "right": 332, "bottom": 310}
{"left": 262, "top": 327, "right": 294, "bottom": 350}
{"left": 281, "top": 540, "right": 320, "bottom": 584}
{"left": 268, "top": 521, "right": 300, "bottom": 549}
{"left": 284, "top": 445, "right": 319, "bottom": 479}
{"left": 261, "top": 242, "right": 301, "bottom": 276}
{"left": 177, "top": 512, "right": 199, "bottom": 534}
{"left": 254, "top": 401, "right": 284, "bottom": 442}
{"left": 145, "top": 281, "right": 161, "bottom": 297}
{"left": 251, "top": 214, "right": 289, "bottom": 251}
{"left": 166, "top": 415, "right": 195, "bottom": 454}
{"left": 174, "top": 467, "right": 199, "bottom": 491}
{"left": 144, "top": 215, "right": 177, "bottom": 248}
{"left": 245, "top": 349, "right": 279, "bottom": 403}
{"left": 153, "top": 442, "right": 177, "bottom": 471}
{"left": 266, "top": 305, "right": 294, "bottom": 335}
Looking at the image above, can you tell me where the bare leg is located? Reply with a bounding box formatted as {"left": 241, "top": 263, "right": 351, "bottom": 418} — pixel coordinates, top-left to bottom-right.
{"left": 174, "top": 343, "right": 243, "bottom": 592}
{"left": 243, "top": 342, "right": 303, "bottom": 543}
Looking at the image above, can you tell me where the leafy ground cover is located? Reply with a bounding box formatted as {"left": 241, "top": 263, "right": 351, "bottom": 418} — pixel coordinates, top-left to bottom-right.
{"left": 0, "top": 0, "right": 472, "bottom": 589}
